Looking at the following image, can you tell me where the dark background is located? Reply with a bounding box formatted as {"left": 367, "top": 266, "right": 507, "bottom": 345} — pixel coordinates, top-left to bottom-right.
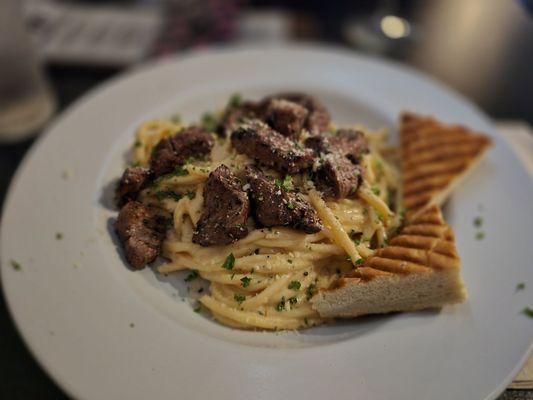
{"left": 1, "top": 1, "right": 532, "bottom": 398}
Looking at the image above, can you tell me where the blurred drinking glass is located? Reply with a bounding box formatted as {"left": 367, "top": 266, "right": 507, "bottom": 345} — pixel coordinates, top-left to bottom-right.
{"left": 0, "top": 0, "right": 55, "bottom": 143}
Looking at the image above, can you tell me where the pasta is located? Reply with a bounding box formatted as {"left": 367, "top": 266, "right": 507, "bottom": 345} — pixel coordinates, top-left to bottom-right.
{"left": 124, "top": 96, "right": 401, "bottom": 330}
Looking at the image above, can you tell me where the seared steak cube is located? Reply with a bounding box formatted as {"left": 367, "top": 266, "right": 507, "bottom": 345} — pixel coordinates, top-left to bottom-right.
{"left": 231, "top": 120, "right": 314, "bottom": 174}
{"left": 245, "top": 166, "right": 322, "bottom": 233}
{"left": 150, "top": 127, "right": 214, "bottom": 177}
{"left": 264, "top": 93, "right": 331, "bottom": 134}
{"left": 192, "top": 165, "right": 250, "bottom": 246}
{"left": 264, "top": 99, "right": 308, "bottom": 138}
{"left": 115, "top": 201, "right": 165, "bottom": 269}
{"left": 216, "top": 101, "right": 262, "bottom": 137}
{"left": 314, "top": 154, "right": 362, "bottom": 199}
{"left": 115, "top": 167, "right": 152, "bottom": 206}
{"left": 305, "top": 129, "right": 368, "bottom": 162}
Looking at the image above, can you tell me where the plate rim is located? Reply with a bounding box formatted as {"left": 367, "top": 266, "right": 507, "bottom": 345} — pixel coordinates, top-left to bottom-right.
{"left": 1, "top": 43, "right": 532, "bottom": 400}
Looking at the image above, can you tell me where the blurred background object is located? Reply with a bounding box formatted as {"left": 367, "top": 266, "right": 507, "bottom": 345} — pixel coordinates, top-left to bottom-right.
{"left": 0, "top": 0, "right": 532, "bottom": 399}
{"left": 0, "top": 0, "right": 56, "bottom": 142}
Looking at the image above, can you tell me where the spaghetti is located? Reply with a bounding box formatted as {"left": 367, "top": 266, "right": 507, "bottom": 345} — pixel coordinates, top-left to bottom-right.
{"left": 127, "top": 99, "right": 401, "bottom": 330}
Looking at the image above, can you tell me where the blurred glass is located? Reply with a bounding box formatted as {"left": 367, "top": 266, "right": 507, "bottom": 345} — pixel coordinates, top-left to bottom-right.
{"left": 0, "top": 0, "right": 55, "bottom": 142}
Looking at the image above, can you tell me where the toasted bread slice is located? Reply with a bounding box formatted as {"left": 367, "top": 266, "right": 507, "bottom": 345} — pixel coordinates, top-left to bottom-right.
{"left": 311, "top": 205, "right": 466, "bottom": 318}
{"left": 401, "top": 113, "right": 492, "bottom": 218}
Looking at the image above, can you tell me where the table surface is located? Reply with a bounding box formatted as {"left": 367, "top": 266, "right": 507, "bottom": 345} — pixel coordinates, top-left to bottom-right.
{"left": 0, "top": 64, "right": 531, "bottom": 400}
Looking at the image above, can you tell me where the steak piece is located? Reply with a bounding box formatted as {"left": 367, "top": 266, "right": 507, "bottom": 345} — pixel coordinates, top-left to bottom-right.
{"left": 305, "top": 129, "right": 368, "bottom": 162}
{"left": 216, "top": 101, "right": 262, "bottom": 137}
{"left": 264, "top": 99, "right": 309, "bottom": 139}
{"left": 192, "top": 165, "right": 250, "bottom": 246}
{"left": 115, "top": 167, "right": 152, "bottom": 206}
{"left": 314, "top": 154, "right": 363, "bottom": 199}
{"left": 245, "top": 166, "right": 322, "bottom": 233}
{"left": 115, "top": 201, "right": 165, "bottom": 269}
{"left": 263, "top": 93, "right": 331, "bottom": 134}
{"left": 150, "top": 127, "right": 214, "bottom": 177}
{"left": 231, "top": 120, "right": 314, "bottom": 174}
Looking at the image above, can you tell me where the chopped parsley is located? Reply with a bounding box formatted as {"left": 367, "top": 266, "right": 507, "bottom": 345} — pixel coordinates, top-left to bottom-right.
{"left": 287, "top": 259, "right": 293, "bottom": 264}
{"left": 184, "top": 270, "right": 199, "bottom": 282}
{"left": 222, "top": 253, "right": 235, "bottom": 270}
{"left": 134, "top": 140, "right": 142, "bottom": 148}
{"left": 186, "top": 190, "right": 196, "bottom": 200}
{"left": 228, "top": 93, "right": 243, "bottom": 108}
{"left": 345, "top": 255, "right": 352, "bottom": 262}
{"left": 275, "top": 175, "right": 293, "bottom": 191}
{"left": 399, "top": 210, "right": 406, "bottom": 221}
{"left": 240, "top": 276, "right": 252, "bottom": 288}
{"left": 130, "top": 323, "right": 135, "bottom": 328}
{"left": 10, "top": 260, "right": 21, "bottom": 271}
{"left": 371, "top": 186, "right": 381, "bottom": 196}
{"left": 288, "top": 296, "right": 298, "bottom": 305}
{"left": 276, "top": 297, "right": 286, "bottom": 311}
{"left": 155, "top": 190, "right": 182, "bottom": 201}
{"left": 234, "top": 293, "right": 246, "bottom": 304}
{"left": 473, "top": 216, "right": 483, "bottom": 228}
{"left": 55, "top": 232, "right": 64, "bottom": 240}
{"left": 287, "top": 202, "right": 296, "bottom": 210}
{"left": 516, "top": 283, "right": 526, "bottom": 291}
{"left": 201, "top": 112, "right": 218, "bottom": 132}
{"left": 522, "top": 307, "right": 533, "bottom": 318}
{"left": 193, "top": 305, "right": 202, "bottom": 313}
{"left": 173, "top": 164, "right": 189, "bottom": 177}
{"left": 306, "top": 284, "right": 317, "bottom": 300}
{"left": 355, "top": 258, "right": 365, "bottom": 266}
{"left": 475, "top": 231, "right": 485, "bottom": 240}
{"left": 288, "top": 281, "right": 301, "bottom": 290}
{"left": 375, "top": 160, "right": 384, "bottom": 180}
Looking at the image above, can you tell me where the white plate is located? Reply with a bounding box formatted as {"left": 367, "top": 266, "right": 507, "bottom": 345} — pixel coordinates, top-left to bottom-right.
{"left": 1, "top": 45, "right": 532, "bottom": 400}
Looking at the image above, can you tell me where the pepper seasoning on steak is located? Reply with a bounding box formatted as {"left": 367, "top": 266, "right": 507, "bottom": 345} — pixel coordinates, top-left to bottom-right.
{"left": 216, "top": 100, "right": 262, "bottom": 137}
{"left": 115, "top": 167, "right": 152, "bottom": 206}
{"left": 263, "top": 93, "right": 331, "bottom": 134}
{"left": 245, "top": 166, "right": 322, "bottom": 233}
{"left": 192, "top": 165, "right": 250, "bottom": 246}
{"left": 150, "top": 127, "right": 214, "bottom": 177}
{"left": 115, "top": 201, "right": 166, "bottom": 269}
{"left": 314, "top": 153, "right": 363, "bottom": 199}
{"left": 231, "top": 120, "right": 314, "bottom": 174}
{"left": 263, "top": 99, "right": 309, "bottom": 139}
{"left": 305, "top": 128, "right": 369, "bottom": 162}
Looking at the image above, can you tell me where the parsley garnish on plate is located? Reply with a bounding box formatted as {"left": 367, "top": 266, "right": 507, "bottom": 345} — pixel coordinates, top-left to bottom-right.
{"left": 516, "top": 283, "right": 526, "bottom": 291}
{"left": 288, "top": 296, "right": 298, "bottom": 305}
{"left": 371, "top": 186, "right": 381, "bottom": 196}
{"left": 522, "top": 307, "right": 533, "bottom": 318}
{"left": 475, "top": 231, "right": 485, "bottom": 240}
{"left": 473, "top": 216, "right": 483, "bottom": 228}
{"left": 287, "top": 202, "right": 295, "bottom": 210}
{"left": 288, "top": 281, "right": 301, "bottom": 290}
{"left": 222, "top": 253, "right": 235, "bottom": 270}
{"left": 355, "top": 258, "right": 364, "bottom": 266}
{"left": 10, "top": 260, "right": 21, "bottom": 271}
{"left": 55, "top": 232, "right": 63, "bottom": 240}
{"left": 240, "top": 276, "right": 251, "bottom": 288}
